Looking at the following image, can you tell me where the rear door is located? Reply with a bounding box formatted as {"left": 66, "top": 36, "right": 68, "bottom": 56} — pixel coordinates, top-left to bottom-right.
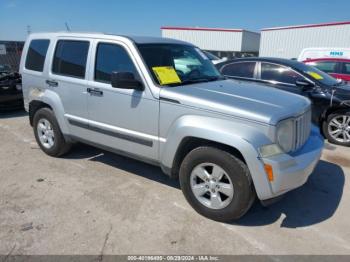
{"left": 47, "top": 38, "right": 92, "bottom": 137}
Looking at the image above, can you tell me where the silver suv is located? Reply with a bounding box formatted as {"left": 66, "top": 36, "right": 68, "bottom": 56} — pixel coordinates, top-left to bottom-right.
{"left": 20, "top": 33, "right": 324, "bottom": 221}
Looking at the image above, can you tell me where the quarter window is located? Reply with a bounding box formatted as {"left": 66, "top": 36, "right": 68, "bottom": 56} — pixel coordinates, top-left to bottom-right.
{"left": 261, "top": 63, "right": 300, "bottom": 84}
{"left": 221, "top": 62, "right": 256, "bottom": 78}
{"left": 52, "top": 40, "right": 89, "bottom": 78}
{"left": 25, "top": 39, "right": 50, "bottom": 72}
{"left": 95, "top": 43, "right": 138, "bottom": 83}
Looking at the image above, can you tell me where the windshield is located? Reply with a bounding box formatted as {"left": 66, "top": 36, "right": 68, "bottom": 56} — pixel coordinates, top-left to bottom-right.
{"left": 202, "top": 50, "right": 220, "bottom": 61}
{"left": 137, "top": 44, "right": 222, "bottom": 86}
{"left": 295, "top": 62, "right": 339, "bottom": 86}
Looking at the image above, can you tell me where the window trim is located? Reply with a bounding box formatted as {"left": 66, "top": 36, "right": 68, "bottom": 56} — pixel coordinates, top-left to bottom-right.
{"left": 24, "top": 39, "right": 50, "bottom": 72}
{"left": 220, "top": 61, "right": 257, "bottom": 80}
{"left": 258, "top": 61, "right": 312, "bottom": 87}
{"left": 93, "top": 42, "right": 140, "bottom": 85}
{"left": 51, "top": 39, "right": 90, "bottom": 79}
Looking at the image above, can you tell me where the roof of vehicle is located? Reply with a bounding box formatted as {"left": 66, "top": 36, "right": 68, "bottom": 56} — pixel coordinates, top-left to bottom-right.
{"left": 216, "top": 57, "right": 304, "bottom": 68}
{"left": 27, "top": 32, "right": 193, "bottom": 46}
{"left": 304, "top": 58, "right": 350, "bottom": 62}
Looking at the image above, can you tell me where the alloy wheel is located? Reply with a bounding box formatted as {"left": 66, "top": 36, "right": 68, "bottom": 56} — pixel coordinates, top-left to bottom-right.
{"left": 190, "top": 163, "right": 234, "bottom": 209}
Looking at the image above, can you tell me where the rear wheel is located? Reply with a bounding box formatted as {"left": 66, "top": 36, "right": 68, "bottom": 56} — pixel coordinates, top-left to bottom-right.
{"left": 179, "top": 147, "right": 255, "bottom": 222}
{"left": 33, "top": 108, "right": 71, "bottom": 157}
{"left": 323, "top": 111, "right": 350, "bottom": 147}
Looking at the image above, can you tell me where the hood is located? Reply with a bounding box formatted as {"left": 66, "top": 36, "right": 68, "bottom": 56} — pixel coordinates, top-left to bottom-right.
{"left": 333, "top": 84, "right": 350, "bottom": 101}
{"left": 160, "top": 79, "right": 311, "bottom": 125}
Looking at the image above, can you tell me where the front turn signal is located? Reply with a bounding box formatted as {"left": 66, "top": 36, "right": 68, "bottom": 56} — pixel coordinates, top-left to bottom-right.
{"left": 264, "top": 164, "right": 274, "bottom": 182}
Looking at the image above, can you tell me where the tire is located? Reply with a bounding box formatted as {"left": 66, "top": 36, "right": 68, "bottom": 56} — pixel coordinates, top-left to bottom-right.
{"left": 179, "top": 147, "right": 255, "bottom": 222}
{"left": 323, "top": 110, "right": 350, "bottom": 147}
{"left": 33, "top": 107, "right": 72, "bottom": 157}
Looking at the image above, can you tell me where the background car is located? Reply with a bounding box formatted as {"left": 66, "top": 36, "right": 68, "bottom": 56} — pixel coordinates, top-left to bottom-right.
{"left": 0, "top": 64, "right": 23, "bottom": 112}
{"left": 303, "top": 58, "right": 350, "bottom": 82}
{"left": 216, "top": 57, "right": 350, "bottom": 146}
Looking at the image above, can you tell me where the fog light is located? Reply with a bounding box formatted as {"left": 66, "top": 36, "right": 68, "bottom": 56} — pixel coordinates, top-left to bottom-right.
{"left": 264, "top": 164, "right": 274, "bottom": 182}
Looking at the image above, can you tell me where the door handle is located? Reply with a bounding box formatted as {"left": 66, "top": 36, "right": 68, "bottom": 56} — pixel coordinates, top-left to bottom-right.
{"left": 46, "top": 80, "right": 58, "bottom": 87}
{"left": 87, "top": 88, "right": 103, "bottom": 97}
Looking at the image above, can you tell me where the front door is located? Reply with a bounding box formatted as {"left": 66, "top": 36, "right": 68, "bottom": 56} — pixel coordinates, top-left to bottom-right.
{"left": 86, "top": 40, "right": 159, "bottom": 161}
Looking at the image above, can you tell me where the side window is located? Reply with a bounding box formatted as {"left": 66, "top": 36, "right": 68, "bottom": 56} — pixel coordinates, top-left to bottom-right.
{"left": 342, "top": 62, "right": 350, "bottom": 74}
{"left": 308, "top": 61, "right": 337, "bottom": 73}
{"left": 52, "top": 40, "right": 89, "bottom": 78}
{"left": 95, "top": 43, "right": 138, "bottom": 83}
{"left": 221, "top": 62, "right": 256, "bottom": 78}
{"left": 261, "top": 63, "right": 300, "bottom": 84}
{"left": 25, "top": 39, "right": 50, "bottom": 72}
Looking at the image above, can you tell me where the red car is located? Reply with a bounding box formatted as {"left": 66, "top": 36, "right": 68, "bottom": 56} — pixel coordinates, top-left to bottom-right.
{"left": 304, "top": 58, "right": 350, "bottom": 81}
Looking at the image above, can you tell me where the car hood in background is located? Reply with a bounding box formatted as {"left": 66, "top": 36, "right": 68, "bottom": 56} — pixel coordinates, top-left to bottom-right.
{"left": 160, "top": 79, "right": 311, "bottom": 125}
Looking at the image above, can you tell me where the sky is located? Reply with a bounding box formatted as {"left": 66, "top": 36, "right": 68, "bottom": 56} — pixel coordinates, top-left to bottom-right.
{"left": 1, "top": 0, "right": 350, "bottom": 41}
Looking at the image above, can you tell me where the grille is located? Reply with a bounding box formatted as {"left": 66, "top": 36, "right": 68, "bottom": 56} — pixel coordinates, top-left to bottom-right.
{"left": 292, "top": 109, "right": 312, "bottom": 152}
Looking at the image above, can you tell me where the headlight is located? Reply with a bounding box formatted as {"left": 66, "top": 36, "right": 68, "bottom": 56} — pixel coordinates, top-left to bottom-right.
{"left": 276, "top": 118, "right": 294, "bottom": 153}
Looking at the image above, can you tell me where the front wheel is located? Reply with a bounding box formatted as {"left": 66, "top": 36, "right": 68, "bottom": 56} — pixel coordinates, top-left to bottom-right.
{"left": 179, "top": 147, "right": 255, "bottom": 222}
{"left": 323, "top": 111, "right": 350, "bottom": 147}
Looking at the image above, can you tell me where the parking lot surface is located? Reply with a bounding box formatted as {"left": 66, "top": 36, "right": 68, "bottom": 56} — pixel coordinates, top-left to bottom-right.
{"left": 0, "top": 111, "right": 349, "bottom": 255}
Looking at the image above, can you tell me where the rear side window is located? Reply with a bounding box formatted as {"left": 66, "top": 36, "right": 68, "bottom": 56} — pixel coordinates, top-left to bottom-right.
{"left": 95, "top": 43, "right": 138, "bottom": 83}
{"left": 25, "top": 39, "right": 50, "bottom": 72}
{"left": 52, "top": 40, "right": 89, "bottom": 78}
{"left": 221, "top": 62, "right": 256, "bottom": 78}
{"left": 261, "top": 63, "right": 300, "bottom": 84}
{"left": 307, "top": 61, "right": 337, "bottom": 73}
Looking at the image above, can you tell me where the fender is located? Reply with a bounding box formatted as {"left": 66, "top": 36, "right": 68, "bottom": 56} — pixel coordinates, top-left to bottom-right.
{"left": 29, "top": 88, "right": 70, "bottom": 135}
{"left": 159, "top": 115, "right": 274, "bottom": 199}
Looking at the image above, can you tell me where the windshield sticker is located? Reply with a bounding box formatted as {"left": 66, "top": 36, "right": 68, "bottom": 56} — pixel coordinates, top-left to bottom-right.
{"left": 195, "top": 48, "right": 209, "bottom": 60}
{"left": 307, "top": 71, "right": 323, "bottom": 80}
{"left": 152, "top": 66, "right": 181, "bottom": 85}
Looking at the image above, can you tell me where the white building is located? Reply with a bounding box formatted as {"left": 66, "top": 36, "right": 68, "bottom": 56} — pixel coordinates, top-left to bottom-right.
{"left": 259, "top": 21, "right": 350, "bottom": 59}
{"left": 161, "top": 26, "right": 260, "bottom": 58}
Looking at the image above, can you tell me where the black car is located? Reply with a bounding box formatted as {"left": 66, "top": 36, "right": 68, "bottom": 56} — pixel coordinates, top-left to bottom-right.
{"left": 0, "top": 65, "right": 23, "bottom": 111}
{"left": 216, "top": 57, "right": 350, "bottom": 146}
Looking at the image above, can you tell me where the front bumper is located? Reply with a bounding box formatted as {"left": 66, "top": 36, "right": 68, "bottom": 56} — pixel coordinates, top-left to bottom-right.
{"left": 259, "top": 126, "right": 324, "bottom": 200}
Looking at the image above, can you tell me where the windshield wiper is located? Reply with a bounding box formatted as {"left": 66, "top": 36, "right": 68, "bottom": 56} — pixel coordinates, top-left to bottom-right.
{"left": 180, "top": 76, "right": 225, "bottom": 85}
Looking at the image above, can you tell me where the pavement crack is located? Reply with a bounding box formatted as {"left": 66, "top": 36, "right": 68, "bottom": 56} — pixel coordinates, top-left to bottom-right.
{"left": 97, "top": 224, "right": 112, "bottom": 262}
{"left": 2, "top": 244, "right": 16, "bottom": 262}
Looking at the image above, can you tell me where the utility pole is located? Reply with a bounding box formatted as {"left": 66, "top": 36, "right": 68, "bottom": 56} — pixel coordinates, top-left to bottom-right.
{"left": 65, "top": 22, "right": 71, "bottom": 31}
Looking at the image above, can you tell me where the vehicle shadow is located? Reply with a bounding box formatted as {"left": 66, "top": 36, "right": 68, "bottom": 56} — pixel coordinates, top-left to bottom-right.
{"left": 64, "top": 143, "right": 180, "bottom": 189}
{"left": 0, "top": 109, "right": 27, "bottom": 119}
{"left": 65, "top": 144, "right": 344, "bottom": 227}
{"left": 235, "top": 160, "right": 345, "bottom": 228}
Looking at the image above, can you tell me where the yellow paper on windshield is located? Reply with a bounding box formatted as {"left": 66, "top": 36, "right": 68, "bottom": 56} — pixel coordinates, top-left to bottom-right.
{"left": 152, "top": 66, "right": 181, "bottom": 85}
{"left": 307, "top": 71, "right": 323, "bottom": 80}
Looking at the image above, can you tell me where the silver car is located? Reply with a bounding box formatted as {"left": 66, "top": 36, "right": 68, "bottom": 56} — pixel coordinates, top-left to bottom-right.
{"left": 20, "top": 32, "right": 324, "bottom": 221}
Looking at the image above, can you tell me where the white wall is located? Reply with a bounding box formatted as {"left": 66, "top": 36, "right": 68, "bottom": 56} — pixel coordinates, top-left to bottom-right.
{"left": 260, "top": 24, "right": 350, "bottom": 58}
{"left": 162, "top": 29, "right": 244, "bottom": 52}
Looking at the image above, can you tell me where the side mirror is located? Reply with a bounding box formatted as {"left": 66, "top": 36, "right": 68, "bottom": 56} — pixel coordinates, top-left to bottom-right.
{"left": 111, "top": 72, "right": 144, "bottom": 91}
{"left": 295, "top": 79, "right": 315, "bottom": 90}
